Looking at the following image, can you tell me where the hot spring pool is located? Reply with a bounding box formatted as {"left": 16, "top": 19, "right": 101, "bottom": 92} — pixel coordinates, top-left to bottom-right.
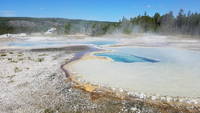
{"left": 68, "top": 47, "right": 200, "bottom": 97}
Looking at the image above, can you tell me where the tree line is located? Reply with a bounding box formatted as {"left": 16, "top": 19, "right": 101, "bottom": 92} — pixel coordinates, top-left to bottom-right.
{"left": 0, "top": 9, "right": 200, "bottom": 36}
{"left": 120, "top": 9, "right": 200, "bottom": 35}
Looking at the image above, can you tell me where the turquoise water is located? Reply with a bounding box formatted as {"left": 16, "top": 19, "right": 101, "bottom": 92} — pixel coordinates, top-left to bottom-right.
{"left": 95, "top": 52, "right": 159, "bottom": 63}
{"left": 8, "top": 40, "right": 117, "bottom": 47}
{"left": 95, "top": 47, "right": 200, "bottom": 64}
{"left": 111, "top": 47, "right": 200, "bottom": 64}
{"left": 95, "top": 46, "right": 200, "bottom": 64}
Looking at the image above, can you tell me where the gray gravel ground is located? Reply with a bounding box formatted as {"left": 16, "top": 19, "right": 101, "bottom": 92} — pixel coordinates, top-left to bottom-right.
{"left": 0, "top": 46, "right": 199, "bottom": 113}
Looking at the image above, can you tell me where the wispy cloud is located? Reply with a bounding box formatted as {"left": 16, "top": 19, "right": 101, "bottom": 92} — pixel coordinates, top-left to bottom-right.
{"left": 0, "top": 10, "right": 16, "bottom": 17}
{"left": 39, "top": 8, "right": 46, "bottom": 10}
{"left": 145, "top": 4, "right": 152, "bottom": 8}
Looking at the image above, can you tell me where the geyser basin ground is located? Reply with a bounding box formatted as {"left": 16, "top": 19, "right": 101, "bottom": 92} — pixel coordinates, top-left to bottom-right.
{"left": 68, "top": 46, "right": 200, "bottom": 97}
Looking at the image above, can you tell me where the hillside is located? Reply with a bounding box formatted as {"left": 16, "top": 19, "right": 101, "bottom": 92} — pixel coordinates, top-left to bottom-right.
{"left": 0, "top": 17, "right": 117, "bottom": 36}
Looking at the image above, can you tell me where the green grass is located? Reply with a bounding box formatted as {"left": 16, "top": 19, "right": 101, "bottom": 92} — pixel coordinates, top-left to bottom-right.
{"left": 0, "top": 53, "right": 7, "bottom": 56}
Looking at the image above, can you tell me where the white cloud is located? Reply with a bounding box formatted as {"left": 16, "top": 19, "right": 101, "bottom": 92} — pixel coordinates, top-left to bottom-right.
{"left": 0, "top": 10, "right": 16, "bottom": 17}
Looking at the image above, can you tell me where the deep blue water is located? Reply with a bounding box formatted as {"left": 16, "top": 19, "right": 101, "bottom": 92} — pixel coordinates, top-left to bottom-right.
{"left": 95, "top": 52, "right": 159, "bottom": 63}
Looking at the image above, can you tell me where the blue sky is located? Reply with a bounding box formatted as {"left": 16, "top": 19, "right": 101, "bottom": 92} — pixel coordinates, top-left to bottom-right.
{"left": 0, "top": 0, "right": 200, "bottom": 21}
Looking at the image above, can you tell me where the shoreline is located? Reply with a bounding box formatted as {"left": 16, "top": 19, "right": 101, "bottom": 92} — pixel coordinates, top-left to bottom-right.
{"left": 61, "top": 45, "right": 101, "bottom": 78}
